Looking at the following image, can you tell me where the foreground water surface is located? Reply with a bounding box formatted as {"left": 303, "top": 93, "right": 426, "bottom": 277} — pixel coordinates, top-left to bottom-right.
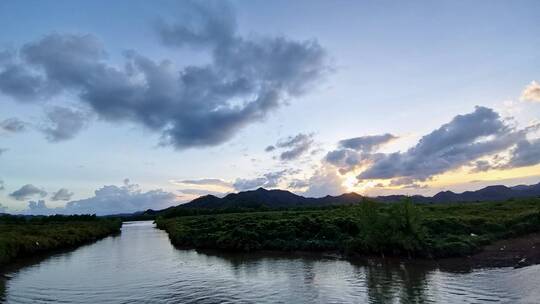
{"left": 1, "top": 221, "right": 539, "bottom": 303}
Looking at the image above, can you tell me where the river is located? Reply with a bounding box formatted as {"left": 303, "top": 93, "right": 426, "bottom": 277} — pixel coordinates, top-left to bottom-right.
{"left": 1, "top": 221, "right": 539, "bottom": 303}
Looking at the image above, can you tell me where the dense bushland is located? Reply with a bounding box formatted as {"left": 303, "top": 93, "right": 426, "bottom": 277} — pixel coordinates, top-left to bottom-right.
{"left": 156, "top": 198, "right": 540, "bottom": 258}
{"left": 0, "top": 215, "right": 121, "bottom": 265}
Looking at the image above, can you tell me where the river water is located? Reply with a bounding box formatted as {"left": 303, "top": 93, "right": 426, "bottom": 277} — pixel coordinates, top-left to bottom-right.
{"left": 1, "top": 221, "right": 539, "bottom": 303}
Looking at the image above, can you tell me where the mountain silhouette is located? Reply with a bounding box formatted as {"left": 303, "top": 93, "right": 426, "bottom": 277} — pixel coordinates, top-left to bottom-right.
{"left": 374, "top": 183, "right": 540, "bottom": 203}
{"left": 183, "top": 187, "right": 363, "bottom": 209}
{"left": 161, "top": 181, "right": 540, "bottom": 211}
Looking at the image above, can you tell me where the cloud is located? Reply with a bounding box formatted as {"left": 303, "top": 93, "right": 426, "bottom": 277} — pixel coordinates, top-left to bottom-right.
{"left": 157, "top": 1, "right": 236, "bottom": 49}
{"left": 267, "top": 133, "right": 315, "bottom": 161}
{"left": 232, "top": 169, "right": 294, "bottom": 191}
{"left": 338, "top": 133, "right": 397, "bottom": 152}
{"left": 288, "top": 179, "right": 309, "bottom": 189}
{"left": 324, "top": 133, "right": 395, "bottom": 174}
{"left": 303, "top": 167, "right": 346, "bottom": 198}
{"left": 0, "top": 117, "right": 26, "bottom": 133}
{"left": 51, "top": 188, "right": 74, "bottom": 201}
{"left": 356, "top": 106, "right": 537, "bottom": 183}
{"left": 504, "top": 138, "right": 540, "bottom": 168}
{"left": 0, "top": 64, "right": 50, "bottom": 101}
{"left": 520, "top": 81, "right": 540, "bottom": 102}
{"left": 325, "top": 149, "right": 364, "bottom": 174}
{"left": 9, "top": 184, "right": 47, "bottom": 201}
{"left": 233, "top": 177, "right": 268, "bottom": 191}
{"left": 278, "top": 133, "right": 314, "bottom": 161}
{"left": 41, "top": 106, "right": 90, "bottom": 142}
{"left": 0, "top": 148, "right": 7, "bottom": 156}
{"left": 0, "top": 49, "right": 13, "bottom": 65}
{"left": 265, "top": 145, "right": 275, "bottom": 152}
{"left": 63, "top": 182, "right": 177, "bottom": 215}
{"left": 19, "top": 180, "right": 178, "bottom": 215}
{"left": 0, "top": 179, "right": 4, "bottom": 191}
{"left": 178, "top": 188, "right": 228, "bottom": 197}
{"left": 0, "top": 2, "right": 327, "bottom": 149}
{"left": 470, "top": 160, "right": 492, "bottom": 172}
{"left": 27, "top": 200, "right": 51, "bottom": 215}
{"left": 0, "top": 203, "right": 7, "bottom": 213}
{"left": 176, "top": 170, "right": 299, "bottom": 193}
{"left": 173, "top": 178, "right": 232, "bottom": 187}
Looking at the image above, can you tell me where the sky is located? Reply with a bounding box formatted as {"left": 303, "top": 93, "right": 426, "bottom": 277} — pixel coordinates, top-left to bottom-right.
{"left": 0, "top": 0, "right": 539, "bottom": 215}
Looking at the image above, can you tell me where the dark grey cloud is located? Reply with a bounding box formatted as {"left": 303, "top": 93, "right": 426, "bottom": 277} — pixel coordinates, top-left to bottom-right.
{"left": 279, "top": 134, "right": 314, "bottom": 161}
{"left": 325, "top": 149, "right": 385, "bottom": 175}
{"left": 0, "top": 117, "right": 26, "bottom": 133}
{"left": 51, "top": 188, "right": 74, "bottom": 201}
{"left": 40, "top": 106, "right": 90, "bottom": 142}
{"left": 265, "top": 145, "right": 276, "bottom": 152}
{"left": 325, "top": 149, "right": 363, "bottom": 173}
{"left": 9, "top": 184, "right": 47, "bottom": 201}
{"left": 388, "top": 177, "right": 427, "bottom": 189}
{"left": 0, "top": 1, "right": 327, "bottom": 149}
{"left": 470, "top": 160, "right": 492, "bottom": 173}
{"left": 0, "top": 49, "right": 13, "bottom": 65}
{"left": 504, "top": 139, "right": 540, "bottom": 168}
{"left": 338, "top": 133, "right": 397, "bottom": 152}
{"left": 157, "top": 1, "right": 236, "bottom": 49}
{"left": 175, "top": 178, "right": 232, "bottom": 187}
{"left": 0, "top": 64, "right": 49, "bottom": 101}
{"left": 357, "top": 107, "right": 535, "bottom": 183}
{"left": 325, "top": 133, "right": 395, "bottom": 174}
{"left": 267, "top": 133, "right": 315, "bottom": 161}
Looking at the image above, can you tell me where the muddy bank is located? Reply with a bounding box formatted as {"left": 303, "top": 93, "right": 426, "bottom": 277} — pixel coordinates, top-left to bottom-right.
{"left": 439, "top": 232, "right": 540, "bottom": 269}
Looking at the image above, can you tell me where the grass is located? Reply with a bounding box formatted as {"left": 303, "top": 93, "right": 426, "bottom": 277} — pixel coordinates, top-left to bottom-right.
{"left": 0, "top": 215, "right": 122, "bottom": 266}
{"left": 156, "top": 198, "right": 540, "bottom": 258}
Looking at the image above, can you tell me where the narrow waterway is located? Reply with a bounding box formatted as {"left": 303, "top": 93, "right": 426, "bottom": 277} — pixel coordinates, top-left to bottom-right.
{"left": 2, "top": 221, "right": 539, "bottom": 303}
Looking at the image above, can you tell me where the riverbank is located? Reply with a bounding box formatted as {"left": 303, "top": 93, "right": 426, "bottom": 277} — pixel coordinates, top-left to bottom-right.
{"left": 0, "top": 215, "right": 122, "bottom": 267}
{"left": 192, "top": 232, "right": 540, "bottom": 271}
{"left": 448, "top": 232, "right": 540, "bottom": 268}
{"left": 156, "top": 198, "right": 540, "bottom": 266}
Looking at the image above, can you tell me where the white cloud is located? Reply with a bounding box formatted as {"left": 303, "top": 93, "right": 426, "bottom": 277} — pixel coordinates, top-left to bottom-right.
{"left": 520, "top": 81, "right": 540, "bottom": 102}
{"left": 303, "top": 166, "right": 346, "bottom": 198}
{"left": 18, "top": 180, "right": 179, "bottom": 215}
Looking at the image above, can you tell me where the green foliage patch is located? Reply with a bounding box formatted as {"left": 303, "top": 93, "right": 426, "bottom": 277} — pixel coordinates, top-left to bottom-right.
{"left": 156, "top": 198, "right": 540, "bottom": 258}
{"left": 0, "top": 215, "right": 121, "bottom": 265}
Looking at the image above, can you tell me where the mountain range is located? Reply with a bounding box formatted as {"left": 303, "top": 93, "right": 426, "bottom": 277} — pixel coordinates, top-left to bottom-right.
{"left": 156, "top": 181, "right": 540, "bottom": 212}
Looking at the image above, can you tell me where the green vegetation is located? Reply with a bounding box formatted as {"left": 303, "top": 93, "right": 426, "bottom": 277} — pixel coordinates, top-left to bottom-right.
{"left": 156, "top": 198, "right": 540, "bottom": 258}
{"left": 0, "top": 215, "right": 121, "bottom": 265}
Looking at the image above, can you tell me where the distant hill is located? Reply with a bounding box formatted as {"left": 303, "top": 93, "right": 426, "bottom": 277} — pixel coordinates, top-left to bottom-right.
{"left": 183, "top": 188, "right": 364, "bottom": 209}
{"left": 374, "top": 182, "right": 540, "bottom": 204}
{"left": 135, "top": 181, "right": 540, "bottom": 217}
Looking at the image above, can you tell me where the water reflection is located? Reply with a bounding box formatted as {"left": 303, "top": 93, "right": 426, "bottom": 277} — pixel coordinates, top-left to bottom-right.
{"left": 2, "top": 221, "right": 539, "bottom": 303}
{"left": 363, "top": 261, "right": 430, "bottom": 303}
